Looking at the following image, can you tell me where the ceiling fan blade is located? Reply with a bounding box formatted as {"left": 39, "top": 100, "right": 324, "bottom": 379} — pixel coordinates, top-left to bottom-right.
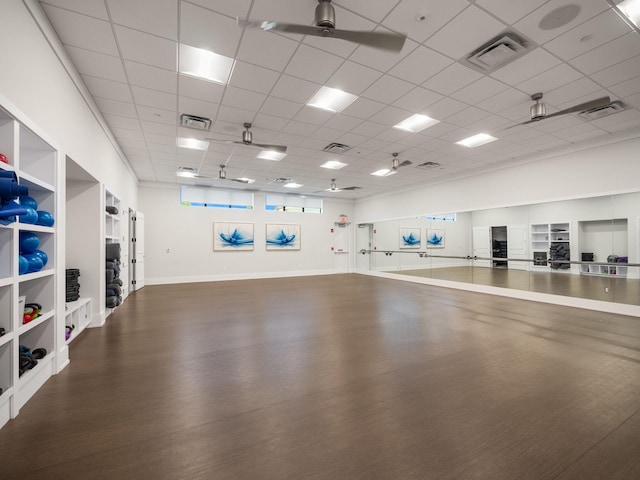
{"left": 251, "top": 142, "right": 288, "bottom": 153}
{"left": 541, "top": 96, "right": 611, "bottom": 120}
{"left": 229, "top": 178, "right": 250, "bottom": 184}
{"left": 399, "top": 160, "right": 412, "bottom": 167}
{"left": 240, "top": 19, "right": 321, "bottom": 36}
{"left": 342, "top": 186, "right": 362, "bottom": 191}
{"left": 331, "top": 29, "right": 406, "bottom": 52}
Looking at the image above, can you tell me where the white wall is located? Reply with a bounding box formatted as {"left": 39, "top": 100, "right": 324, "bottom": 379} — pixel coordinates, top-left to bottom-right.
{"left": 139, "top": 184, "right": 355, "bottom": 284}
{"left": 354, "top": 134, "right": 640, "bottom": 224}
{"left": 0, "top": 1, "right": 137, "bottom": 207}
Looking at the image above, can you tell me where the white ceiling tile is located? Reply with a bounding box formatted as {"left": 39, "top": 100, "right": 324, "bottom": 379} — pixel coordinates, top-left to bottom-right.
{"left": 42, "top": 4, "right": 118, "bottom": 55}
{"left": 216, "top": 104, "right": 257, "bottom": 125}
{"left": 543, "top": 10, "right": 631, "bottom": 61}
{"left": 384, "top": 0, "right": 470, "bottom": 44}
{"left": 66, "top": 46, "right": 126, "bottom": 82}
{"left": 260, "top": 97, "right": 303, "bottom": 119}
{"left": 322, "top": 115, "right": 363, "bottom": 133}
{"left": 178, "top": 74, "right": 224, "bottom": 103}
{"left": 361, "top": 75, "right": 415, "bottom": 104}
{"left": 388, "top": 46, "right": 453, "bottom": 85}
{"left": 609, "top": 76, "right": 640, "bottom": 98}
{"left": 517, "top": 63, "right": 583, "bottom": 95}
{"left": 450, "top": 76, "right": 509, "bottom": 105}
{"left": 185, "top": 0, "right": 252, "bottom": 18}
{"left": 221, "top": 86, "right": 267, "bottom": 112}
{"left": 283, "top": 121, "right": 318, "bottom": 137}
{"left": 490, "top": 48, "right": 562, "bottom": 85}
{"left": 336, "top": 132, "right": 369, "bottom": 147}
{"left": 141, "top": 121, "right": 176, "bottom": 136}
{"left": 589, "top": 55, "right": 640, "bottom": 87}
{"left": 570, "top": 33, "right": 640, "bottom": 75}
{"left": 445, "top": 107, "right": 491, "bottom": 127}
{"left": 111, "top": 127, "right": 144, "bottom": 141}
{"left": 312, "top": 126, "right": 346, "bottom": 142}
{"left": 229, "top": 61, "right": 281, "bottom": 94}
{"left": 179, "top": 2, "right": 241, "bottom": 57}
{"left": 427, "top": 5, "right": 507, "bottom": 60}
{"left": 103, "top": 113, "right": 142, "bottom": 131}
{"left": 394, "top": 87, "right": 443, "bottom": 113}
{"left": 270, "top": 75, "right": 320, "bottom": 104}
{"left": 543, "top": 78, "right": 603, "bottom": 106}
{"left": 125, "top": 60, "right": 178, "bottom": 93}
{"left": 40, "top": 0, "right": 108, "bottom": 19}
{"left": 341, "top": 98, "right": 386, "bottom": 120}
{"left": 94, "top": 97, "right": 137, "bottom": 118}
{"left": 514, "top": 0, "right": 609, "bottom": 45}
{"left": 423, "top": 63, "right": 483, "bottom": 96}
{"left": 475, "top": 0, "right": 549, "bottom": 24}
{"left": 81, "top": 75, "right": 132, "bottom": 103}
{"left": 284, "top": 44, "right": 344, "bottom": 84}
{"left": 114, "top": 25, "right": 177, "bottom": 71}
{"left": 326, "top": 61, "right": 382, "bottom": 96}
{"left": 589, "top": 108, "right": 640, "bottom": 130}
{"left": 467, "top": 113, "right": 512, "bottom": 132}
{"left": 293, "top": 107, "right": 335, "bottom": 126}
{"left": 476, "top": 88, "right": 530, "bottom": 114}
{"left": 368, "top": 106, "right": 414, "bottom": 127}
{"left": 143, "top": 133, "right": 176, "bottom": 146}
{"left": 137, "top": 105, "right": 177, "bottom": 125}
{"left": 107, "top": 0, "right": 177, "bottom": 40}
{"left": 131, "top": 86, "right": 176, "bottom": 111}
{"left": 333, "top": 0, "right": 396, "bottom": 23}
{"left": 236, "top": 28, "right": 299, "bottom": 71}
{"left": 177, "top": 96, "right": 219, "bottom": 120}
{"left": 253, "top": 114, "right": 290, "bottom": 132}
{"left": 348, "top": 38, "right": 419, "bottom": 73}
{"left": 350, "top": 121, "right": 388, "bottom": 138}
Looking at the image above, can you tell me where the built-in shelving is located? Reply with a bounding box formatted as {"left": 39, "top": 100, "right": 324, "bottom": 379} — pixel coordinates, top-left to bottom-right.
{"left": 530, "top": 222, "right": 571, "bottom": 271}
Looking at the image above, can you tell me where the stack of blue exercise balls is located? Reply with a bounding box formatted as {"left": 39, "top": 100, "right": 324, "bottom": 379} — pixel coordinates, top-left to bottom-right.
{"left": 17, "top": 195, "right": 53, "bottom": 274}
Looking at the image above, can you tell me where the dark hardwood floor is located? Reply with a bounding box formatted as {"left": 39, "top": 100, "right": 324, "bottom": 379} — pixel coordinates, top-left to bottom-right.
{"left": 1, "top": 274, "right": 640, "bottom": 479}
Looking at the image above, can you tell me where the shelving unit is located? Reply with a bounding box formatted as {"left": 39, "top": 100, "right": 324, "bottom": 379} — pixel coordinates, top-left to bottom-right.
{"left": 64, "top": 297, "right": 91, "bottom": 343}
{"left": 0, "top": 102, "right": 59, "bottom": 428}
{"left": 105, "top": 189, "right": 128, "bottom": 316}
{"left": 579, "top": 263, "right": 628, "bottom": 277}
{"left": 530, "top": 222, "right": 571, "bottom": 271}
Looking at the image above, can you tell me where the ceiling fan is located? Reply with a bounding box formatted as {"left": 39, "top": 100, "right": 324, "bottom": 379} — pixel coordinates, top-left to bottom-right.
{"left": 326, "top": 178, "right": 361, "bottom": 192}
{"left": 238, "top": 0, "right": 407, "bottom": 52}
{"left": 388, "top": 152, "right": 411, "bottom": 175}
{"left": 511, "top": 93, "right": 612, "bottom": 127}
{"left": 206, "top": 123, "right": 287, "bottom": 153}
{"left": 176, "top": 166, "right": 251, "bottom": 184}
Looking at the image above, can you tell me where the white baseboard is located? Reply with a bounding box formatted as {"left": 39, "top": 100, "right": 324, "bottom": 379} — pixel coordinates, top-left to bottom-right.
{"left": 145, "top": 268, "right": 341, "bottom": 285}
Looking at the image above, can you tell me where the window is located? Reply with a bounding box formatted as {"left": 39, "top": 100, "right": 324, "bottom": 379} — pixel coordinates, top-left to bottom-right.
{"left": 180, "top": 186, "right": 254, "bottom": 209}
{"left": 265, "top": 194, "right": 322, "bottom": 213}
{"left": 425, "top": 213, "right": 456, "bottom": 222}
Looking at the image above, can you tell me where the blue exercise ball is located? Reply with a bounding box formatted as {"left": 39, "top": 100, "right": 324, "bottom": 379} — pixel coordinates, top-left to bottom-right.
{"left": 20, "top": 206, "right": 38, "bottom": 224}
{"left": 19, "top": 196, "right": 38, "bottom": 210}
{"left": 36, "top": 210, "right": 55, "bottom": 227}
{"left": 19, "top": 231, "right": 40, "bottom": 253}
{"left": 18, "top": 255, "right": 29, "bottom": 275}
{"left": 33, "top": 249, "right": 48, "bottom": 267}
{"left": 23, "top": 253, "right": 43, "bottom": 273}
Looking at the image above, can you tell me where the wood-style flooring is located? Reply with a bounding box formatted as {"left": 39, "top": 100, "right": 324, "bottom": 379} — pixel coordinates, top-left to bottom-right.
{"left": 1, "top": 274, "right": 640, "bottom": 479}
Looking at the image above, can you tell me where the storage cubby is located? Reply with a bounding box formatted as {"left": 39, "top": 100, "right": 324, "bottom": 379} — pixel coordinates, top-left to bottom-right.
{"left": 0, "top": 109, "right": 16, "bottom": 168}
{"left": 530, "top": 222, "right": 571, "bottom": 271}
{"left": 18, "top": 126, "right": 56, "bottom": 187}
{"left": 0, "top": 227, "right": 12, "bottom": 279}
{"left": 18, "top": 275, "right": 54, "bottom": 319}
{"left": 64, "top": 298, "right": 91, "bottom": 343}
{"left": 0, "top": 342, "right": 12, "bottom": 399}
{"left": 0, "top": 285, "right": 12, "bottom": 337}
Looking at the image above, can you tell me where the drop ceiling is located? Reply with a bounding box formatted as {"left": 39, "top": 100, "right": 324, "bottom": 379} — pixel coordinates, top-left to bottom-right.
{"left": 34, "top": 0, "right": 640, "bottom": 199}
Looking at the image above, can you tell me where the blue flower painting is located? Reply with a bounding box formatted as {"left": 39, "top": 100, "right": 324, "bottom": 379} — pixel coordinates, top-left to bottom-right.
{"left": 266, "top": 224, "right": 301, "bottom": 250}
{"left": 399, "top": 228, "right": 421, "bottom": 249}
{"left": 426, "top": 228, "right": 445, "bottom": 248}
{"left": 214, "top": 222, "right": 254, "bottom": 250}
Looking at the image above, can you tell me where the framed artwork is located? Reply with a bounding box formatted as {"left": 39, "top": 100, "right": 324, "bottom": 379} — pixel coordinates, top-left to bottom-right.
{"left": 266, "top": 224, "right": 300, "bottom": 250}
{"left": 399, "top": 227, "right": 421, "bottom": 249}
{"left": 213, "top": 222, "right": 254, "bottom": 251}
{"left": 426, "top": 228, "right": 445, "bottom": 248}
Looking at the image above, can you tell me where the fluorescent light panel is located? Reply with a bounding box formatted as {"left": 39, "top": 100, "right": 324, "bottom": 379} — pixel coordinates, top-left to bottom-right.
{"left": 179, "top": 44, "right": 235, "bottom": 84}
{"left": 618, "top": 0, "right": 640, "bottom": 27}
{"left": 320, "top": 160, "right": 348, "bottom": 170}
{"left": 456, "top": 133, "right": 498, "bottom": 148}
{"left": 307, "top": 86, "right": 358, "bottom": 113}
{"left": 237, "top": 177, "right": 256, "bottom": 184}
{"left": 257, "top": 150, "right": 287, "bottom": 161}
{"left": 284, "top": 182, "right": 303, "bottom": 189}
{"left": 177, "top": 137, "right": 209, "bottom": 151}
{"left": 393, "top": 114, "right": 439, "bottom": 133}
{"left": 371, "top": 168, "right": 394, "bottom": 176}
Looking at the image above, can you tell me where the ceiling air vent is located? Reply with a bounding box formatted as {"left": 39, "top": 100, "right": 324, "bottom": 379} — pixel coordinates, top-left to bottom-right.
{"left": 417, "top": 161, "right": 441, "bottom": 169}
{"left": 462, "top": 31, "right": 532, "bottom": 73}
{"left": 180, "top": 114, "right": 212, "bottom": 131}
{"left": 271, "top": 177, "right": 291, "bottom": 184}
{"left": 322, "top": 142, "right": 351, "bottom": 154}
{"left": 578, "top": 100, "right": 628, "bottom": 121}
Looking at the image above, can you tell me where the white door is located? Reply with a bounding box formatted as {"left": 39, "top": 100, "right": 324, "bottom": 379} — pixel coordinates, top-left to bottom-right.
{"left": 356, "top": 224, "right": 373, "bottom": 271}
{"left": 472, "top": 227, "right": 491, "bottom": 267}
{"left": 333, "top": 222, "right": 349, "bottom": 272}
{"left": 131, "top": 211, "right": 145, "bottom": 290}
{"left": 507, "top": 225, "right": 528, "bottom": 270}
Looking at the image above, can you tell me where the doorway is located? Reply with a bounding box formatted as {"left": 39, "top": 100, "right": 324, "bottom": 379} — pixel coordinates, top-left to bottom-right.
{"left": 491, "top": 226, "right": 508, "bottom": 268}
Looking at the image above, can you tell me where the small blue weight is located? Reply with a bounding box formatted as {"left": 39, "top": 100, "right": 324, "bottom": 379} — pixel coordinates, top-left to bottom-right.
{"left": 19, "top": 195, "right": 38, "bottom": 210}
{"left": 19, "top": 206, "right": 38, "bottom": 224}
{"left": 19, "top": 255, "right": 29, "bottom": 275}
{"left": 36, "top": 210, "right": 54, "bottom": 227}
{"left": 33, "top": 249, "right": 48, "bottom": 267}
{"left": 23, "top": 253, "right": 43, "bottom": 273}
{"left": 19, "top": 231, "right": 40, "bottom": 253}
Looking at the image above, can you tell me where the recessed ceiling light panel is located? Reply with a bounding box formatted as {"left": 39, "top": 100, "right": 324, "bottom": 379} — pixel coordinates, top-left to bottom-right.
{"left": 179, "top": 44, "right": 235, "bottom": 84}
{"left": 616, "top": 0, "right": 640, "bottom": 27}
{"left": 176, "top": 166, "right": 198, "bottom": 177}
{"left": 257, "top": 150, "right": 287, "bottom": 161}
{"left": 284, "top": 182, "right": 303, "bottom": 189}
{"left": 320, "top": 160, "right": 348, "bottom": 170}
{"left": 307, "top": 86, "right": 358, "bottom": 113}
{"left": 371, "top": 168, "right": 394, "bottom": 176}
{"left": 456, "top": 133, "right": 497, "bottom": 148}
{"left": 177, "top": 137, "right": 209, "bottom": 151}
{"left": 393, "top": 114, "right": 440, "bottom": 133}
